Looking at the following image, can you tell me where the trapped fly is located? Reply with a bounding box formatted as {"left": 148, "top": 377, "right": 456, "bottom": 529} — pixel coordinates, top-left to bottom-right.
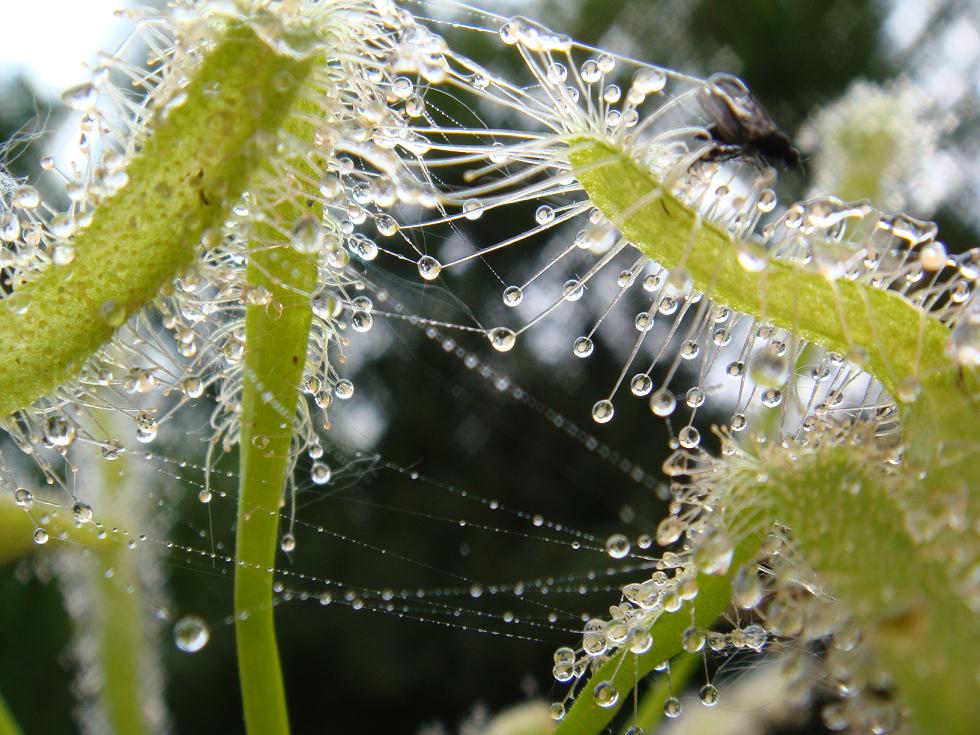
{"left": 697, "top": 73, "right": 801, "bottom": 169}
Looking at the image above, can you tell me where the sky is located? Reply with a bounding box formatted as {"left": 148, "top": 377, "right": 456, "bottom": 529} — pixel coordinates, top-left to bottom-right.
{"left": 0, "top": 1, "right": 129, "bottom": 95}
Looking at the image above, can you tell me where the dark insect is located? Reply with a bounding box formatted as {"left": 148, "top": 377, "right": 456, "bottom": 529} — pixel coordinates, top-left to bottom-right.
{"left": 696, "top": 73, "right": 801, "bottom": 169}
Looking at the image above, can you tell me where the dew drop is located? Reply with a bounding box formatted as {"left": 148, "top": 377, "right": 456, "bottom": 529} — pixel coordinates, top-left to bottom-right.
{"left": 280, "top": 533, "right": 296, "bottom": 552}
{"left": 605, "top": 533, "right": 630, "bottom": 558}
{"left": 919, "top": 241, "right": 947, "bottom": 271}
{"left": 749, "top": 349, "right": 788, "bottom": 387}
{"left": 291, "top": 215, "right": 323, "bottom": 254}
{"left": 311, "top": 461, "right": 332, "bottom": 485}
{"left": 663, "top": 697, "right": 682, "bottom": 719}
{"left": 33, "top": 528, "right": 49, "bottom": 545}
{"left": 502, "top": 286, "right": 523, "bottom": 307}
{"left": 593, "top": 681, "right": 619, "bottom": 708}
{"left": 334, "top": 379, "right": 355, "bottom": 400}
{"left": 548, "top": 703, "right": 565, "bottom": 721}
{"left": 699, "top": 684, "right": 719, "bottom": 706}
{"left": 462, "top": 199, "right": 483, "bottom": 220}
{"left": 174, "top": 615, "right": 210, "bottom": 653}
{"left": 52, "top": 243, "right": 76, "bottom": 266}
{"left": 630, "top": 374, "right": 653, "bottom": 396}
{"left": 591, "top": 399, "right": 614, "bottom": 424}
{"left": 44, "top": 416, "right": 76, "bottom": 447}
{"left": 634, "top": 67, "right": 666, "bottom": 95}
{"left": 375, "top": 214, "right": 398, "bottom": 237}
{"left": 663, "top": 267, "right": 692, "bottom": 299}
{"left": 417, "top": 255, "right": 442, "bottom": 280}
{"left": 72, "top": 502, "right": 94, "bottom": 524}
{"left": 99, "top": 299, "right": 126, "bottom": 328}
{"left": 682, "top": 626, "right": 705, "bottom": 653}
{"left": 488, "top": 327, "right": 516, "bottom": 352}
{"left": 535, "top": 205, "right": 555, "bottom": 225}
{"left": 135, "top": 411, "right": 158, "bottom": 443}
{"left": 627, "top": 626, "right": 652, "bottom": 654}
{"left": 13, "top": 488, "right": 33, "bottom": 509}
{"left": 12, "top": 185, "right": 41, "bottom": 210}
{"left": 61, "top": 82, "right": 98, "bottom": 112}
{"left": 735, "top": 242, "right": 768, "bottom": 272}
{"left": 649, "top": 389, "right": 676, "bottom": 417}
{"left": 573, "top": 336, "right": 594, "bottom": 358}
{"left": 562, "top": 279, "right": 584, "bottom": 301}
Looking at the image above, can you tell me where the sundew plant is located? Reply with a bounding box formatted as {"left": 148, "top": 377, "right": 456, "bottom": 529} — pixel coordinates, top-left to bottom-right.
{"left": 0, "top": 1, "right": 977, "bottom": 734}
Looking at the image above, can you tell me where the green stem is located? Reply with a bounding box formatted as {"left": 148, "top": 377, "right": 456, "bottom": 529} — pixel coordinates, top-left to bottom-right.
{"left": 0, "top": 692, "right": 22, "bottom": 735}
{"left": 233, "top": 81, "right": 321, "bottom": 728}
{"left": 0, "top": 24, "right": 311, "bottom": 418}
{"left": 569, "top": 139, "right": 954, "bottom": 402}
{"left": 555, "top": 534, "right": 761, "bottom": 735}
{"left": 738, "top": 444, "right": 980, "bottom": 735}
{"left": 234, "top": 227, "right": 316, "bottom": 735}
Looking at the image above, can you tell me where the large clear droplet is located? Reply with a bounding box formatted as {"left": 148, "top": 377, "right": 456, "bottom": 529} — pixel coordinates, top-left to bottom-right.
{"left": 488, "top": 327, "right": 516, "bottom": 352}
{"left": 174, "top": 615, "right": 210, "bottom": 653}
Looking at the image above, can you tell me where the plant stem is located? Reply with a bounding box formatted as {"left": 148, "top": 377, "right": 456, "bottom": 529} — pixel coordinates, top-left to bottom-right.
{"left": 569, "top": 138, "right": 954, "bottom": 404}
{"left": 0, "top": 24, "right": 311, "bottom": 418}
{"left": 555, "top": 533, "right": 761, "bottom": 735}
{"left": 0, "top": 692, "right": 22, "bottom": 735}
{"left": 234, "top": 222, "right": 317, "bottom": 734}
{"left": 737, "top": 444, "right": 980, "bottom": 735}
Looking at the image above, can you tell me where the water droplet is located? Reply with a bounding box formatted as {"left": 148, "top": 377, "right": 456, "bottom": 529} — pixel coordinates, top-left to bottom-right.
{"left": 634, "top": 67, "right": 666, "bottom": 95}
{"left": 663, "top": 267, "right": 692, "bottom": 298}
{"left": 312, "top": 290, "right": 342, "bottom": 319}
{"left": 630, "top": 374, "right": 653, "bottom": 396}
{"left": 334, "top": 379, "right": 355, "bottom": 400}
{"left": 627, "top": 626, "right": 652, "bottom": 654}
{"left": 625, "top": 727, "right": 646, "bottom": 735}
{"left": 13, "top": 488, "right": 32, "bottom": 509}
{"left": 417, "top": 255, "right": 442, "bottom": 280}
{"left": 462, "top": 199, "right": 483, "bottom": 220}
{"left": 135, "top": 411, "right": 158, "bottom": 443}
{"left": 502, "top": 286, "right": 523, "bottom": 307}
{"left": 181, "top": 376, "right": 205, "bottom": 398}
{"left": 174, "top": 615, "right": 210, "bottom": 653}
{"left": 99, "top": 299, "right": 126, "bottom": 327}
{"left": 535, "top": 205, "right": 555, "bottom": 225}
{"left": 488, "top": 327, "right": 516, "bottom": 352}
{"left": 0, "top": 213, "right": 20, "bottom": 242}
{"left": 682, "top": 626, "right": 705, "bottom": 653}
{"left": 62, "top": 82, "right": 98, "bottom": 112}
{"left": 548, "top": 702, "right": 565, "bottom": 721}
{"left": 656, "top": 516, "right": 685, "bottom": 546}
{"left": 736, "top": 242, "right": 768, "bottom": 272}
{"left": 33, "top": 528, "right": 49, "bottom": 545}
{"left": 562, "top": 279, "right": 584, "bottom": 301}
{"left": 593, "top": 681, "right": 619, "bottom": 708}
{"left": 12, "top": 185, "right": 41, "bottom": 210}
{"left": 750, "top": 349, "right": 788, "bottom": 387}
{"left": 291, "top": 215, "right": 323, "bottom": 254}
{"left": 663, "top": 697, "right": 682, "bottom": 718}
{"left": 573, "top": 336, "right": 594, "bottom": 358}
{"left": 311, "top": 461, "right": 331, "bottom": 485}
{"left": 52, "top": 242, "right": 76, "bottom": 266}
{"left": 280, "top": 533, "right": 296, "bottom": 552}
{"left": 375, "top": 214, "right": 398, "bottom": 237}
{"left": 592, "top": 399, "right": 614, "bottom": 424}
{"left": 919, "top": 241, "right": 946, "bottom": 271}
{"left": 605, "top": 533, "right": 630, "bottom": 558}
{"left": 699, "top": 683, "right": 719, "bottom": 706}
{"left": 650, "top": 389, "right": 676, "bottom": 417}
{"left": 72, "top": 502, "right": 93, "bottom": 524}
{"left": 44, "top": 416, "right": 76, "bottom": 447}
{"left": 351, "top": 311, "right": 373, "bottom": 332}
